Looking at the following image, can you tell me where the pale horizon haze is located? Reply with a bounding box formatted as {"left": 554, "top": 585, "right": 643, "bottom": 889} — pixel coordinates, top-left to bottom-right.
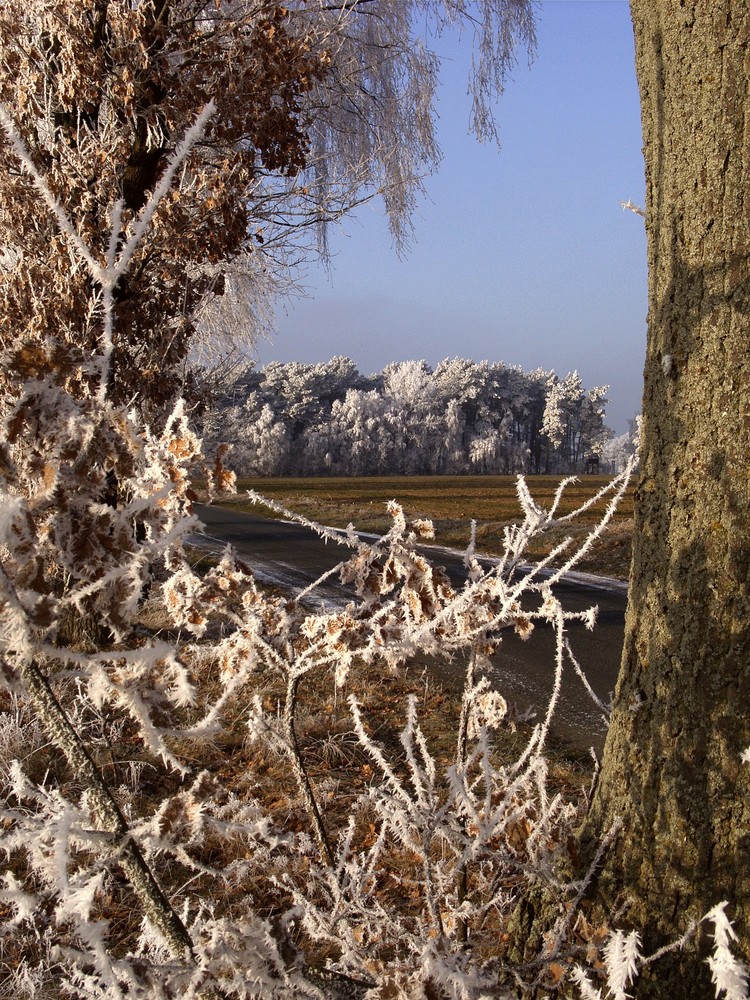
{"left": 253, "top": 0, "right": 647, "bottom": 435}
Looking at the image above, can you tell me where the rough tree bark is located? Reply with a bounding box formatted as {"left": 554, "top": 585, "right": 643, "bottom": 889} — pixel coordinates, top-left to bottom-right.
{"left": 583, "top": 2, "right": 750, "bottom": 995}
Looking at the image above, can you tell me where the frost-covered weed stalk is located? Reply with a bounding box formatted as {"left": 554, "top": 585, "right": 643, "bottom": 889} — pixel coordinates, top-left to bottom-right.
{"left": 0, "top": 96, "right": 746, "bottom": 1000}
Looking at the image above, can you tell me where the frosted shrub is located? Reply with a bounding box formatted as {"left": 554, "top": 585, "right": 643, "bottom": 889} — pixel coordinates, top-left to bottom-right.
{"left": 0, "top": 362, "right": 636, "bottom": 998}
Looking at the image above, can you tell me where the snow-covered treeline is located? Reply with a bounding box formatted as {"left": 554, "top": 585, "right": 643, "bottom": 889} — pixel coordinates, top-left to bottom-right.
{"left": 202, "top": 357, "right": 614, "bottom": 477}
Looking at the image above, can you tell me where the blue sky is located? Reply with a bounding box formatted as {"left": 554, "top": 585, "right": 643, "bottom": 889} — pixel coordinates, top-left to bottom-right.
{"left": 254, "top": 0, "right": 646, "bottom": 434}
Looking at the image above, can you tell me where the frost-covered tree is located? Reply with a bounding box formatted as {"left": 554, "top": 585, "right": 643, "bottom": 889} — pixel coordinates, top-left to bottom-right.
{"left": 0, "top": 2, "right": 324, "bottom": 410}
{"left": 599, "top": 416, "right": 640, "bottom": 474}
{"left": 212, "top": 358, "right": 603, "bottom": 476}
{"left": 379, "top": 360, "right": 438, "bottom": 473}
{"left": 433, "top": 357, "right": 491, "bottom": 429}
{"left": 599, "top": 431, "right": 631, "bottom": 474}
{"left": 442, "top": 397, "right": 468, "bottom": 474}
{"left": 228, "top": 402, "right": 290, "bottom": 476}
{"left": 542, "top": 372, "right": 609, "bottom": 472}
{"left": 521, "top": 367, "right": 553, "bottom": 473}
{"left": 328, "top": 388, "right": 391, "bottom": 475}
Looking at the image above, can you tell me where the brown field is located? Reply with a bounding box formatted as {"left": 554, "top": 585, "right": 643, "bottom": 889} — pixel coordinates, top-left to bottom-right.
{"left": 215, "top": 474, "right": 636, "bottom": 581}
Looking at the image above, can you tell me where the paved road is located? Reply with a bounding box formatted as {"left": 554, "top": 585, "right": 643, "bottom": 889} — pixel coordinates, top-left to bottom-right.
{"left": 194, "top": 504, "right": 628, "bottom": 755}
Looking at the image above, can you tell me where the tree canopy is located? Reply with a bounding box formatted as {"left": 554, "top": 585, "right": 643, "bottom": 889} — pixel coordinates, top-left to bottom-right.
{"left": 204, "top": 357, "right": 611, "bottom": 476}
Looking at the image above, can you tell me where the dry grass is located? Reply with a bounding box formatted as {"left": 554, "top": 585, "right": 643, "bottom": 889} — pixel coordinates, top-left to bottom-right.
{"left": 214, "top": 474, "right": 636, "bottom": 581}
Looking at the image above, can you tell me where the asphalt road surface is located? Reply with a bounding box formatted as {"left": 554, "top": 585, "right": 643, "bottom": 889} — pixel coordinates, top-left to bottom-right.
{"left": 194, "top": 504, "right": 628, "bottom": 755}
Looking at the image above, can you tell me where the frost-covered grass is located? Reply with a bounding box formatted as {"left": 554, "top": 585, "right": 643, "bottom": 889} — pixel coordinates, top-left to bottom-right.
{"left": 218, "top": 475, "right": 636, "bottom": 580}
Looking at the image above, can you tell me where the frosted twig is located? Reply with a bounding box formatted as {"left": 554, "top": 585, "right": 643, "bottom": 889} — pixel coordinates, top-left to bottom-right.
{"left": 552, "top": 461, "right": 634, "bottom": 524}
{"left": 564, "top": 638, "right": 610, "bottom": 721}
{"left": 116, "top": 102, "right": 216, "bottom": 278}
{"left": 620, "top": 199, "right": 645, "bottom": 218}
{"left": 247, "top": 490, "right": 370, "bottom": 551}
{"left": 0, "top": 105, "right": 100, "bottom": 276}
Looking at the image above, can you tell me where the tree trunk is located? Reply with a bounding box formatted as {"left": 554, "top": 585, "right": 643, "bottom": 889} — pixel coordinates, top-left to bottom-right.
{"left": 582, "top": 3, "right": 750, "bottom": 995}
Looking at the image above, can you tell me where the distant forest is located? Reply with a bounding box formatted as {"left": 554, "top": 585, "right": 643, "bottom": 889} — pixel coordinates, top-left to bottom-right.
{"left": 203, "top": 357, "right": 638, "bottom": 476}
